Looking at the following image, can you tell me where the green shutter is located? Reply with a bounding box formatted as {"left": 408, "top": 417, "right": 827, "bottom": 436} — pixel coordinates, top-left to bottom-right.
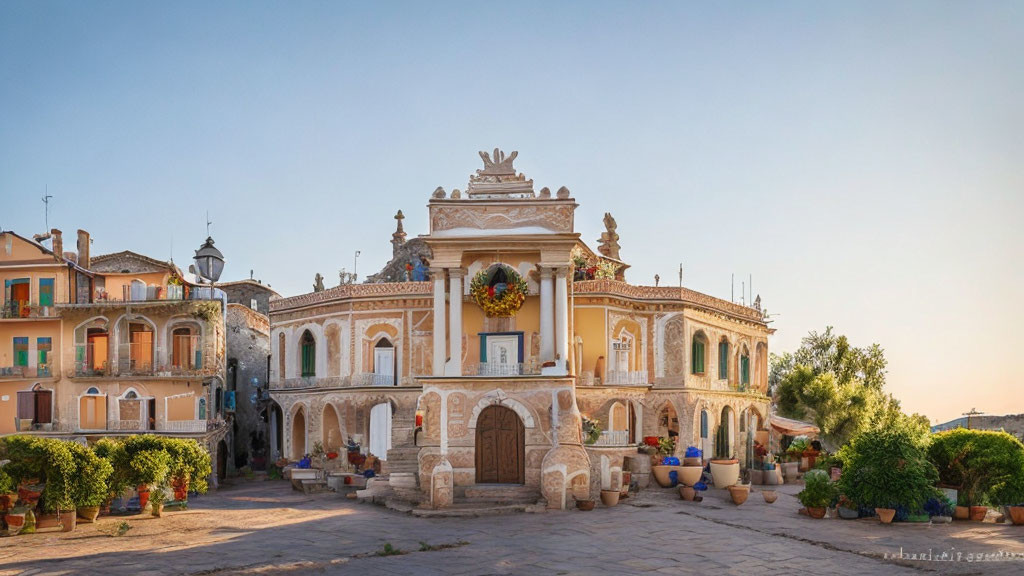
{"left": 718, "top": 342, "right": 728, "bottom": 379}
{"left": 741, "top": 356, "right": 750, "bottom": 387}
{"left": 39, "top": 278, "right": 54, "bottom": 306}
{"left": 692, "top": 340, "right": 705, "bottom": 374}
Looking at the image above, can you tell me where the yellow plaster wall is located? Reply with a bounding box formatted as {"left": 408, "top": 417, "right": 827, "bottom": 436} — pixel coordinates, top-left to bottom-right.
{"left": 0, "top": 382, "right": 19, "bottom": 434}
{"left": 101, "top": 272, "right": 172, "bottom": 300}
{"left": 166, "top": 394, "right": 196, "bottom": 421}
{"left": 0, "top": 320, "right": 62, "bottom": 372}
{"left": 573, "top": 307, "right": 606, "bottom": 377}
{"left": 0, "top": 268, "right": 69, "bottom": 307}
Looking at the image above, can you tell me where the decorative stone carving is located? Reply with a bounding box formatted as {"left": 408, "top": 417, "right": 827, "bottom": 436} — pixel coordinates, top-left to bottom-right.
{"left": 597, "top": 212, "right": 621, "bottom": 260}
{"left": 556, "top": 186, "right": 570, "bottom": 199}
{"left": 466, "top": 149, "right": 535, "bottom": 197}
{"left": 313, "top": 273, "right": 325, "bottom": 292}
{"left": 663, "top": 315, "right": 685, "bottom": 377}
{"left": 430, "top": 458, "right": 454, "bottom": 509}
{"left": 432, "top": 186, "right": 446, "bottom": 199}
{"left": 391, "top": 210, "right": 407, "bottom": 256}
{"left": 478, "top": 148, "right": 518, "bottom": 175}
{"left": 538, "top": 186, "right": 551, "bottom": 198}
{"left": 430, "top": 204, "right": 574, "bottom": 234}
{"left": 447, "top": 392, "right": 468, "bottom": 439}
{"left": 450, "top": 189, "right": 461, "bottom": 199}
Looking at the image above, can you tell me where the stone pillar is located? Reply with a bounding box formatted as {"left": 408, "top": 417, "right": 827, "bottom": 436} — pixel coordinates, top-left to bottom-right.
{"left": 430, "top": 458, "right": 454, "bottom": 509}
{"left": 432, "top": 269, "right": 446, "bottom": 376}
{"left": 554, "top": 267, "right": 569, "bottom": 373}
{"left": 539, "top": 268, "right": 554, "bottom": 363}
{"left": 445, "top": 269, "right": 463, "bottom": 376}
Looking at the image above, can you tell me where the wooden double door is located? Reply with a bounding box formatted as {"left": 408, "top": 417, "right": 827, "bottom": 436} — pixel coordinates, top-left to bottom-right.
{"left": 475, "top": 405, "right": 525, "bottom": 484}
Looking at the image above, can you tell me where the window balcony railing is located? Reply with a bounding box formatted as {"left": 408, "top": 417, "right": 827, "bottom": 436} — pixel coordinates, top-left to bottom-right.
{"left": 82, "top": 285, "right": 221, "bottom": 305}
{"left": 466, "top": 362, "right": 542, "bottom": 377}
{"left": 108, "top": 419, "right": 147, "bottom": 432}
{"left": 603, "top": 370, "right": 648, "bottom": 386}
{"left": 351, "top": 372, "right": 396, "bottom": 387}
{"left": 591, "top": 430, "right": 631, "bottom": 446}
{"left": 0, "top": 365, "right": 52, "bottom": 379}
{"left": 160, "top": 419, "right": 207, "bottom": 433}
{"left": 1, "top": 301, "right": 57, "bottom": 319}
{"left": 117, "top": 343, "right": 158, "bottom": 376}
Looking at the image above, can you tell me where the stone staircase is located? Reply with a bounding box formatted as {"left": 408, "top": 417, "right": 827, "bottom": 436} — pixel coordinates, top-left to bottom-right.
{"left": 462, "top": 484, "right": 541, "bottom": 505}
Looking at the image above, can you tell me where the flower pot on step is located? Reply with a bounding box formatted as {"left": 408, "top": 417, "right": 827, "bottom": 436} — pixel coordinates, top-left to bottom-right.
{"left": 969, "top": 506, "right": 988, "bottom": 521}
{"left": 651, "top": 465, "right": 674, "bottom": 488}
{"left": 137, "top": 485, "right": 151, "bottom": 509}
{"left": 77, "top": 506, "right": 100, "bottom": 523}
{"left": 709, "top": 459, "right": 740, "bottom": 489}
{"left": 575, "top": 499, "right": 596, "bottom": 511}
{"left": 807, "top": 506, "right": 827, "bottom": 519}
{"left": 600, "top": 489, "right": 620, "bottom": 507}
{"left": 679, "top": 485, "right": 696, "bottom": 501}
{"left": 762, "top": 490, "right": 778, "bottom": 504}
{"left": 151, "top": 502, "right": 164, "bottom": 518}
{"left": 876, "top": 508, "right": 896, "bottom": 524}
{"left": 954, "top": 506, "right": 969, "bottom": 520}
{"left": 728, "top": 484, "right": 750, "bottom": 505}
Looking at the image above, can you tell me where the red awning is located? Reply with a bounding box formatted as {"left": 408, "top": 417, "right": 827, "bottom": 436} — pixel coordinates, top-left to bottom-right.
{"left": 769, "top": 414, "right": 820, "bottom": 437}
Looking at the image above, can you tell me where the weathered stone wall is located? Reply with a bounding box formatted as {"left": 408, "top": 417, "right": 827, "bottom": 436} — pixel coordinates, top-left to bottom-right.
{"left": 221, "top": 280, "right": 278, "bottom": 317}
{"left": 226, "top": 304, "right": 271, "bottom": 469}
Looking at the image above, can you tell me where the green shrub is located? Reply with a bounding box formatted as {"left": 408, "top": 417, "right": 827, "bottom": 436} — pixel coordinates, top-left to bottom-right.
{"left": 0, "top": 436, "right": 77, "bottom": 512}
{"left": 119, "top": 436, "right": 211, "bottom": 494}
{"left": 797, "top": 469, "right": 838, "bottom": 508}
{"left": 129, "top": 449, "right": 171, "bottom": 488}
{"left": 93, "top": 438, "right": 130, "bottom": 499}
{"left": 928, "top": 429, "right": 1024, "bottom": 507}
{"left": 838, "top": 427, "right": 939, "bottom": 511}
{"left": 68, "top": 442, "right": 113, "bottom": 507}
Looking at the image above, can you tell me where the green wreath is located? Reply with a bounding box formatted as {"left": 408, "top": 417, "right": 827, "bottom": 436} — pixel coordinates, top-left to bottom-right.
{"left": 470, "top": 264, "right": 529, "bottom": 317}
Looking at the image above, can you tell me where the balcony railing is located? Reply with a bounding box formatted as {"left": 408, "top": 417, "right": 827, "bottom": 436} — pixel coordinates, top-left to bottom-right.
{"left": 169, "top": 335, "right": 203, "bottom": 372}
{"left": 108, "top": 419, "right": 147, "bottom": 432}
{"left": 352, "top": 372, "right": 396, "bottom": 387}
{"left": 161, "top": 419, "right": 207, "bottom": 433}
{"left": 1, "top": 301, "right": 57, "bottom": 319}
{"left": 79, "top": 285, "right": 221, "bottom": 305}
{"left": 118, "top": 342, "right": 157, "bottom": 375}
{"left": 465, "top": 362, "right": 542, "bottom": 377}
{"left": 603, "top": 370, "right": 648, "bottom": 386}
{"left": 591, "top": 430, "right": 631, "bottom": 446}
{"left": 0, "top": 365, "right": 52, "bottom": 379}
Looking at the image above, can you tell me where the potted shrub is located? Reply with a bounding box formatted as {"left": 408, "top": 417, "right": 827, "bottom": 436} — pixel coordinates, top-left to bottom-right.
{"left": 128, "top": 449, "right": 171, "bottom": 512}
{"left": 582, "top": 416, "right": 602, "bottom": 446}
{"left": 797, "top": 469, "right": 836, "bottom": 519}
{"left": 838, "top": 428, "right": 939, "bottom": 525}
{"left": 68, "top": 441, "right": 112, "bottom": 523}
{"left": 924, "top": 496, "right": 954, "bottom": 524}
{"left": 929, "top": 429, "right": 1024, "bottom": 523}
{"left": 93, "top": 438, "right": 129, "bottom": 514}
{"left": 149, "top": 484, "right": 167, "bottom": 517}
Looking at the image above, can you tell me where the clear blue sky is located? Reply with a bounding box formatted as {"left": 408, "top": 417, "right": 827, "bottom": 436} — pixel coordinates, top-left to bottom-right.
{"left": 2, "top": 1, "right": 1021, "bottom": 423}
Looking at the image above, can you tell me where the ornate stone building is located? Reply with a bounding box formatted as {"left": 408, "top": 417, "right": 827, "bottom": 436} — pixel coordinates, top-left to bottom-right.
{"left": 268, "top": 150, "right": 772, "bottom": 509}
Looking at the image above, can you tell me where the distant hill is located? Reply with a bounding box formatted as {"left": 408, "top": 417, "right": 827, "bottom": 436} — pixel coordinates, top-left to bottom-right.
{"left": 931, "top": 414, "right": 1024, "bottom": 441}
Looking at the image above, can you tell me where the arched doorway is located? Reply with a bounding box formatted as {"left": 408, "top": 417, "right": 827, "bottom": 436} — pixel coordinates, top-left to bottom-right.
{"left": 322, "top": 403, "right": 342, "bottom": 452}
{"left": 373, "top": 338, "right": 395, "bottom": 386}
{"left": 269, "top": 402, "right": 284, "bottom": 460}
{"left": 475, "top": 405, "right": 525, "bottom": 484}
{"left": 291, "top": 408, "right": 306, "bottom": 460}
{"left": 217, "top": 439, "right": 228, "bottom": 482}
{"left": 368, "top": 402, "right": 392, "bottom": 460}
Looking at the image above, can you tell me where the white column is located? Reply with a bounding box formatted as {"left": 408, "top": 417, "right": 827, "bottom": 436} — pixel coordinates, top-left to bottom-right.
{"left": 555, "top": 267, "right": 569, "bottom": 373}
{"left": 539, "top": 268, "right": 554, "bottom": 363}
{"left": 445, "top": 269, "right": 463, "bottom": 376}
{"left": 432, "top": 269, "right": 446, "bottom": 376}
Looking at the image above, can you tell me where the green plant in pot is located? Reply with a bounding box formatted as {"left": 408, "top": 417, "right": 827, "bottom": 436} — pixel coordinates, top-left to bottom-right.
{"left": 928, "top": 429, "right": 1024, "bottom": 523}
{"left": 838, "top": 427, "right": 939, "bottom": 524}
{"left": 68, "top": 441, "right": 112, "bottom": 523}
{"left": 128, "top": 449, "right": 171, "bottom": 513}
{"left": 93, "top": 438, "right": 130, "bottom": 511}
{"left": 797, "top": 469, "right": 837, "bottom": 519}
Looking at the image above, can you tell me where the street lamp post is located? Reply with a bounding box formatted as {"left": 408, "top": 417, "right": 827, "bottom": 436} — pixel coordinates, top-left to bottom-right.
{"left": 194, "top": 236, "right": 225, "bottom": 289}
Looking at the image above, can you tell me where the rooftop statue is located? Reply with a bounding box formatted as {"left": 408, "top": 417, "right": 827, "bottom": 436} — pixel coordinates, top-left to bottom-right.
{"left": 597, "top": 212, "right": 621, "bottom": 260}
{"left": 313, "top": 273, "right": 325, "bottom": 292}
{"left": 477, "top": 148, "right": 518, "bottom": 175}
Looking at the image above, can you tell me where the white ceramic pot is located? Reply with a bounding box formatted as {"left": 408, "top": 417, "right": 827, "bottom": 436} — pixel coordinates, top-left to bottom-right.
{"left": 709, "top": 460, "right": 740, "bottom": 489}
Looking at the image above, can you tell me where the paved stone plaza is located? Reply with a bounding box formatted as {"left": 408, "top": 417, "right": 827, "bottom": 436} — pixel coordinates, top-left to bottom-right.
{"left": 1, "top": 480, "right": 1021, "bottom": 575}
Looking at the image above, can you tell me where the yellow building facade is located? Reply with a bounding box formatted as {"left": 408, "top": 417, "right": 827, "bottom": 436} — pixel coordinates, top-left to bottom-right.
{"left": 269, "top": 150, "right": 773, "bottom": 509}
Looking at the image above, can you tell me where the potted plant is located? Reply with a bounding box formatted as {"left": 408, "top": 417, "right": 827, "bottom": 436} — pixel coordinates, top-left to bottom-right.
{"left": 728, "top": 482, "right": 750, "bottom": 505}
{"left": 929, "top": 429, "right": 1024, "bottom": 523}
{"left": 93, "top": 438, "right": 129, "bottom": 514}
{"left": 692, "top": 481, "right": 707, "bottom": 502}
{"left": 761, "top": 488, "right": 778, "bottom": 504}
{"left": 68, "top": 441, "right": 112, "bottom": 523}
{"left": 582, "top": 416, "right": 602, "bottom": 446}
{"left": 924, "top": 496, "right": 954, "bottom": 524}
{"left": 797, "top": 469, "right": 836, "bottom": 519}
{"left": 149, "top": 484, "right": 167, "bottom": 517}
{"left": 683, "top": 446, "right": 702, "bottom": 467}
{"left": 650, "top": 437, "right": 677, "bottom": 487}
{"left": 709, "top": 458, "right": 740, "bottom": 488}
{"left": 836, "top": 495, "right": 859, "bottom": 519}
{"left": 128, "top": 449, "right": 171, "bottom": 512}
{"left": 839, "top": 428, "right": 939, "bottom": 525}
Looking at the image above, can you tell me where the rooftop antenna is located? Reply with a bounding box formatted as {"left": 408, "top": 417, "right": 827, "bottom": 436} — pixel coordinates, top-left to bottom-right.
{"left": 678, "top": 263, "right": 683, "bottom": 288}
{"left": 42, "top": 188, "right": 53, "bottom": 231}
{"left": 205, "top": 211, "right": 212, "bottom": 237}
{"left": 741, "top": 281, "right": 745, "bottom": 306}
{"left": 250, "top": 269, "right": 254, "bottom": 280}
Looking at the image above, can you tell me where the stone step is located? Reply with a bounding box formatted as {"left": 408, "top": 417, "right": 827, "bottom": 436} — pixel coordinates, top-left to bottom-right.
{"left": 464, "top": 484, "right": 540, "bottom": 504}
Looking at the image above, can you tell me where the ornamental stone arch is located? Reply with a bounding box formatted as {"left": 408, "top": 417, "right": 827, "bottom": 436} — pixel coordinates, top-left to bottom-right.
{"left": 355, "top": 318, "right": 402, "bottom": 380}
{"left": 164, "top": 314, "right": 205, "bottom": 367}
{"left": 111, "top": 312, "right": 159, "bottom": 369}
{"left": 284, "top": 399, "right": 310, "bottom": 460}
{"left": 292, "top": 322, "right": 326, "bottom": 378}
{"left": 322, "top": 318, "right": 351, "bottom": 378}
{"left": 609, "top": 313, "right": 646, "bottom": 375}
{"left": 655, "top": 312, "right": 685, "bottom": 379}
{"left": 467, "top": 389, "right": 537, "bottom": 429}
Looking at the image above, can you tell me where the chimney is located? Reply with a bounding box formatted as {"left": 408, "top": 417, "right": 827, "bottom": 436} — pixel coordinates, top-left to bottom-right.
{"left": 77, "top": 229, "right": 91, "bottom": 269}
{"left": 51, "top": 229, "right": 63, "bottom": 261}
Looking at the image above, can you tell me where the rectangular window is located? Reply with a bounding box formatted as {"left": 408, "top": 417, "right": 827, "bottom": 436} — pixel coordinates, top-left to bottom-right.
{"left": 718, "top": 342, "right": 729, "bottom": 379}
{"left": 38, "top": 278, "right": 54, "bottom": 307}
{"left": 37, "top": 337, "right": 52, "bottom": 376}
{"left": 13, "top": 337, "right": 28, "bottom": 367}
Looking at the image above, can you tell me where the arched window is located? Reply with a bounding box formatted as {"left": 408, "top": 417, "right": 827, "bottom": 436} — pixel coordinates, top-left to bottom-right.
{"left": 124, "top": 390, "right": 138, "bottom": 399}
{"left": 300, "top": 330, "right": 316, "bottom": 377}
{"left": 740, "top": 350, "right": 750, "bottom": 389}
{"left": 373, "top": 338, "right": 395, "bottom": 386}
{"left": 691, "top": 332, "right": 707, "bottom": 375}
{"left": 86, "top": 386, "right": 101, "bottom": 395}
{"left": 171, "top": 325, "right": 201, "bottom": 371}
{"left": 718, "top": 339, "right": 729, "bottom": 380}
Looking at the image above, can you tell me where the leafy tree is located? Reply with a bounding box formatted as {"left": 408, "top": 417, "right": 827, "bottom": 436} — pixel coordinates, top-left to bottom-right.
{"left": 838, "top": 427, "right": 939, "bottom": 511}
{"left": 771, "top": 327, "right": 928, "bottom": 450}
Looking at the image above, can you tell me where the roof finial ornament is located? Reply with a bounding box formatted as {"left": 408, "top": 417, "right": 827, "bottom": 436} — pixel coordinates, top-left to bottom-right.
{"left": 392, "top": 210, "right": 407, "bottom": 256}
{"left": 597, "top": 212, "right": 621, "bottom": 260}
{"left": 478, "top": 148, "right": 518, "bottom": 175}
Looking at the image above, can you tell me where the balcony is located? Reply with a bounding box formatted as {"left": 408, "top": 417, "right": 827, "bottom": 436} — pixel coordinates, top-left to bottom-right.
{"left": 603, "top": 370, "right": 648, "bottom": 386}
{"left": 72, "top": 342, "right": 211, "bottom": 379}
{"left": 465, "top": 362, "right": 542, "bottom": 377}
{"left": 351, "top": 372, "right": 397, "bottom": 387}
{"left": 1, "top": 301, "right": 57, "bottom": 319}
{"left": 590, "top": 430, "right": 631, "bottom": 447}
{"left": 61, "top": 285, "right": 222, "bottom": 308}
{"left": 161, "top": 419, "right": 207, "bottom": 433}
{"left": 0, "top": 365, "right": 52, "bottom": 379}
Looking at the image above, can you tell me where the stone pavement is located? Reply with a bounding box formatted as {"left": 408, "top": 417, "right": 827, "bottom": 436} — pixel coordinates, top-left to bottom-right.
{"left": 1, "top": 480, "right": 1021, "bottom": 575}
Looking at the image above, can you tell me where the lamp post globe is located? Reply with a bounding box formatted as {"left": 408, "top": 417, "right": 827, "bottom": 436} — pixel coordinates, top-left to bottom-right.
{"left": 194, "top": 236, "right": 225, "bottom": 283}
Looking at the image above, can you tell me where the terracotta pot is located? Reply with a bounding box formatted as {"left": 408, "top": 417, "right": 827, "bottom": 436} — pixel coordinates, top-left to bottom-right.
{"left": 137, "top": 485, "right": 151, "bottom": 509}
{"left": 969, "top": 506, "right": 988, "bottom": 521}
{"left": 709, "top": 459, "right": 740, "bottom": 489}
{"left": 679, "top": 485, "right": 696, "bottom": 501}
{"left": 77, "top": 506, "right": 100, "bottom": 523}
{"left": 954, "top": 506, "right": 969, "bottom": 520}
{"left": 576, "top": 499, "right": 596, "bottom": 511}
{"left": 728, "top": 484, "right": 750, "bottom": 506}
{"left": 683, "top": 457, "right": 702, "bottom": 467}
{"left": 749, "top": 469, "right": 764, "bottom": 485}
{"left": 0, "top": 493, "right": 17, "bottom": 511}
{"left": 876, "top": 507, "right": 896, "bottom": 524}
{"left": 678, "top": 465, "right": 703, "bottom": 487}
{"left": 762, "top": 490, "right": 778, "bottom": 504}
{"left": 172, "top": 477, "right": 190, "bottom": 501}
{"left": 807, "top": 506, "right": 827, "bottom": 519}
{"left": 651, "top": 465, "right": 674, "bottom": 488}
{"left": 4, "top": 512, "right": 25, "bottom": 536}
{"left": 59, "top": 509, "right": 76, "bottom": 532}
{"left": 35, "top": 513, "right": 59, "bottom": 529}
{"left": 1008, "top": 506, "right": 1024, "bottom": 525}
{"left": 151, "top": 502, "right": 164, "bottom": 518}
{"left": 600, "top": 489, "right": 620, "bottom": 507}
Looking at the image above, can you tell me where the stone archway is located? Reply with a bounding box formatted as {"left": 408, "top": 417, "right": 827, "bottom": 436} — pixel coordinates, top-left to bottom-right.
{"left": 322, "top": 403, "right": 343, "bottom": 452}
{"left": 475, "top": 405, "right": 525, "bottom": 484}
{"left": 291, "top": 408, "right": 307, "bottom": 460}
